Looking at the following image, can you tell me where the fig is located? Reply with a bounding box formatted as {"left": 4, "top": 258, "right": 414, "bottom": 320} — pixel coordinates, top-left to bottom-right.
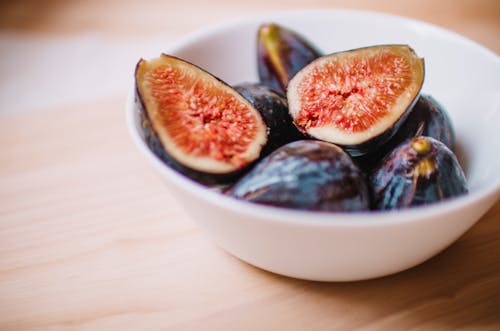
{"left": 257, "top": 23, "right": 321, "bottom": 95}
{"left": 287, "top": 45, "right": 425, "bottom": 157}
{"left": 398, "top": 94, "right": 455, "bottom": 151}
{"left": 355, "top": 94, "right": 455, "bottom": 171}
{"left": 234, "top": 83, "right": 306, "bottom": 155}
{"left": 370, "top": 136, "right": 468, "bottom": 210}
{"left": 226, "top": 140, "right": 370, "bottom": 211}
{"left": 135, "top": 54, "right": 268, "bottom": 185}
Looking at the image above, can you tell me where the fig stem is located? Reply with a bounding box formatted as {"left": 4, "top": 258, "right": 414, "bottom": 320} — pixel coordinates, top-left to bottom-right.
{"left": 412, "top": 136, "right": 431, "bottom": 155}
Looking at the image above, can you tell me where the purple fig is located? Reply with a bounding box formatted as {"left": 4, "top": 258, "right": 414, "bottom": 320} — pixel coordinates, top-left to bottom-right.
{"left": 258, "top": 23, "right": 321, "bottom": 95}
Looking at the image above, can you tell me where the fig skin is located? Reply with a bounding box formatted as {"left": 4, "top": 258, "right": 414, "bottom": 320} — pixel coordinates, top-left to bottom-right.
{"left": 234, "top": 83, "right": 306, "bottom": 156}
{"left": 370, "top": 136, "right": 468, "bottom": 210}
{"left": 226, "top": 140, "right": 371, "bottom": 212}
{"left": 400, "top": 94, "right": 455, "bottom": 151}
{"left": 287, "top": 44, "right": 425, "bottom": 158}
{"left": 355, "top": 94, "right": 455, "bottom": 172}
{"left": 257, "top": 23, "right": 322, "bottom": 95}
{"left": 135, "top": 55, "right": 268, "bottom": 185}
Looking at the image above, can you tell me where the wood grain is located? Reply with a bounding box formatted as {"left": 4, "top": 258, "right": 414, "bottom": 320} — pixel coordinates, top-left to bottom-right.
{"left": 1, "top": 1, "right": 499, "bottom": 330}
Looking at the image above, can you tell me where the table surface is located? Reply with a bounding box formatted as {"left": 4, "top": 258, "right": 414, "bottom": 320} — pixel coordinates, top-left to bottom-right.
{"left": 1, "top": 1, "right": 499, "bottom": 330}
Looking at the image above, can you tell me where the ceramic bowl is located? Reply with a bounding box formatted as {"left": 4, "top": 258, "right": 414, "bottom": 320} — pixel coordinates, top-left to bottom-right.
{"left": 126, "top": 9, "right": 500, "bottom": 281}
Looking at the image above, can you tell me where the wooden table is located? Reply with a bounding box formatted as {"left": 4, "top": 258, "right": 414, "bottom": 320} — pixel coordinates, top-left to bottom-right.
{"left": 1, "top": 1, "right": 499, "bottom": 330}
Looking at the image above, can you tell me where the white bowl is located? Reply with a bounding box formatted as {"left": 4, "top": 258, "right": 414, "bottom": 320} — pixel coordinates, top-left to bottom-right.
{"left": 126, "top": 9, "right": 500, "bottom": 281}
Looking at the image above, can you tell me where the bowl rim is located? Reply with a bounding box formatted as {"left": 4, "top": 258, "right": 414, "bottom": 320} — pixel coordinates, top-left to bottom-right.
{"left": 162, "top": 8, "right": 500, "bottom": 65}
{"left": 126, "top": 8, "right": 500, "bottom": 227}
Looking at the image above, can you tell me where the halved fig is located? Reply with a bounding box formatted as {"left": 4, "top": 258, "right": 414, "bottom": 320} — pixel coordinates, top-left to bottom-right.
{"left": 226, "top": 140, "right": 370, "bottom": 212}
{"left": 287, "top": 45, "right": 425, "bottom": 157}
{"left": 234, "top": 82, "right": 306, "bottom": 155}
{"left": 258, "top": 23, "right": 321, "bottom": 95}
{"left": 370, "top": 136, "right": 468, "bottom": 210}
{"left": 135, "top": 54, "right": 267, "bottom": 184}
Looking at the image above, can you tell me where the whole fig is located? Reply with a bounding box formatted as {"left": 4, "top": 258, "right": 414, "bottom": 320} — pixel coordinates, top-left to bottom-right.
{"left": 258, "top": 23, "right": 321, "bottom": 95}
{"left": 227, "top": 140, "right": 370, "bottom": 212}
{"left": 370, "top": 136, "right": 468, "bottom": 210}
